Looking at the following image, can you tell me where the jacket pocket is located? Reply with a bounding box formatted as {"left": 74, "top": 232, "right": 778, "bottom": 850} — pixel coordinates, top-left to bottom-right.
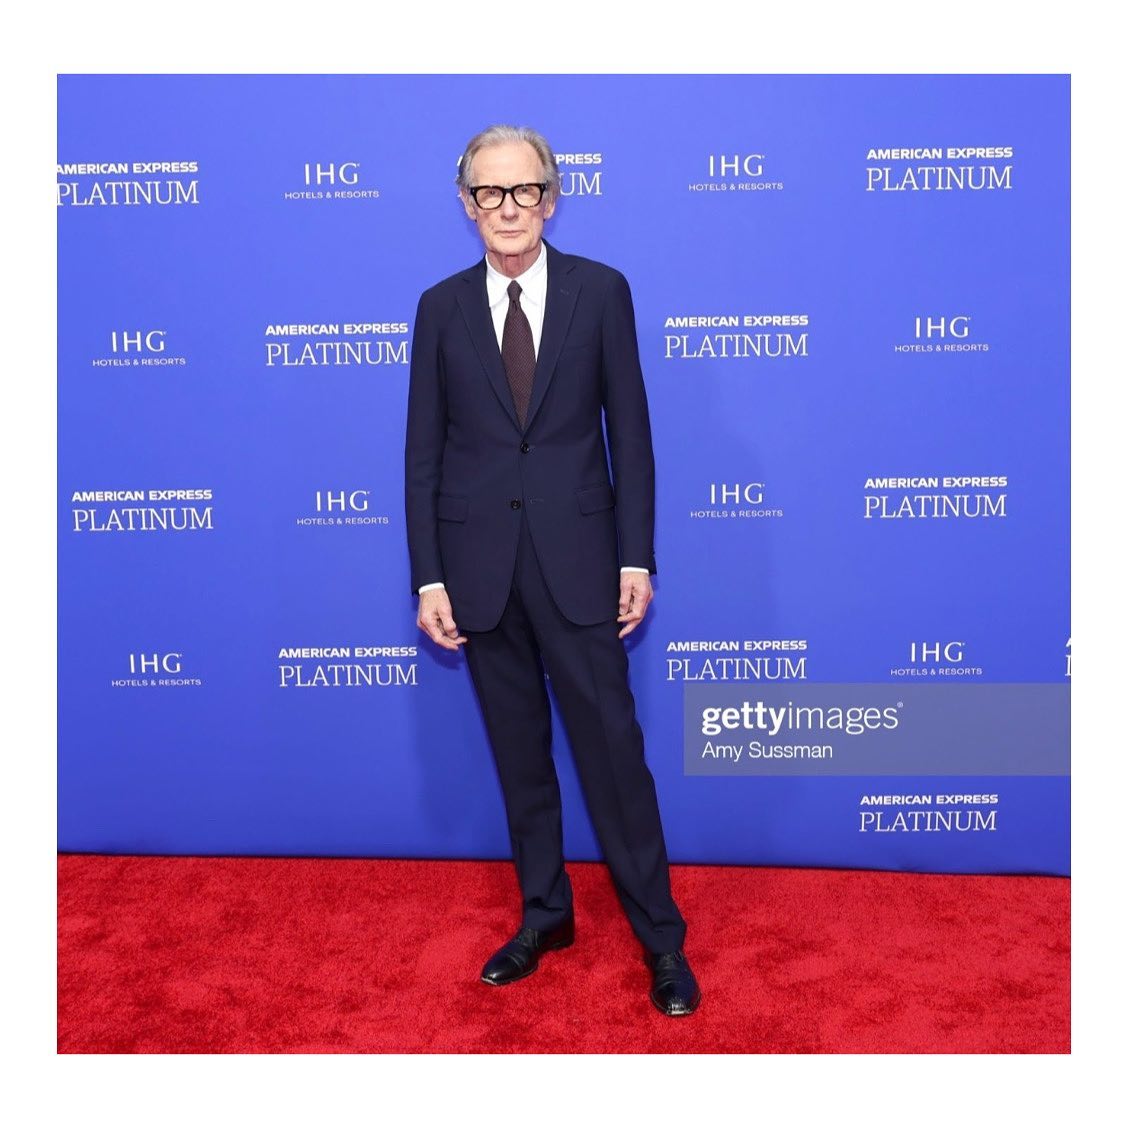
{"left": 576, "top": 482, "right": 616, "bottom": 514}
{"left": 437, "top": 493, "right": 468, "bottom": 522}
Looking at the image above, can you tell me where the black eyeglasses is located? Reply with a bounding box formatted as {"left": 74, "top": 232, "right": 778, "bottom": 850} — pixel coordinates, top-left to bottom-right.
{"left": 468, "top": 183, "right": 549, "bottom": 210}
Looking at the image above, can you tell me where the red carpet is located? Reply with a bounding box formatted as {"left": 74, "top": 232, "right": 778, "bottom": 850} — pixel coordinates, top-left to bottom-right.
{"left": 57, "top": 855, "right": 1069, "bottom": 1053}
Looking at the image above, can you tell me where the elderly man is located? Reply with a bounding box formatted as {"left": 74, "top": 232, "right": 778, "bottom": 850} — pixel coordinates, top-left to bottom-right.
{"left": 404, "top": 124, "right": 699, "bottom": 1016}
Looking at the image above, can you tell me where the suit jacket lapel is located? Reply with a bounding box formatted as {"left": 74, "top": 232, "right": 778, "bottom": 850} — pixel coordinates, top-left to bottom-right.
{"left": 455, "top": 259, "right": 521, "bottom": 433}
{"left": 525, "top": 240, "right": 580, "bottom": 434}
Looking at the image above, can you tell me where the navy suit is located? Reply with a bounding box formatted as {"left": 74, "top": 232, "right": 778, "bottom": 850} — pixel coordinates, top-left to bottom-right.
{"left": 405, "top": 240, "right": 686, "bottom": 954}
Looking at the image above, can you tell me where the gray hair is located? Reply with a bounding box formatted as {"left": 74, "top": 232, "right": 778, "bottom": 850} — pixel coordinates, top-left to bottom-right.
{"left": 456, "top": 124, "right": 561, "bottom": 199}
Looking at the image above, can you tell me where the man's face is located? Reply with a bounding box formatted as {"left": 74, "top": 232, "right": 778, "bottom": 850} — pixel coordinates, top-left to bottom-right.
{"left": 461, "top": 141, "right": 556, "bottom": 265}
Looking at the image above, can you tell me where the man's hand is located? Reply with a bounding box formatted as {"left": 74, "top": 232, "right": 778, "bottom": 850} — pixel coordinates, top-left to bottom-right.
{"left": 617, "top": 571, "right": 653, "bottom": 639}
{"left": 417, "top": 588, "right": 467, "bottom": 650}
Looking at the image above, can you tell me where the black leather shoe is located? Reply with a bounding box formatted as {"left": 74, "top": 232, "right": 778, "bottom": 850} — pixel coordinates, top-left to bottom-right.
{"left": 646, "top": 949, "right": 701, "bottom": 1016}
{"left": 480, "top": 913, "right": 575, "bottom": 986}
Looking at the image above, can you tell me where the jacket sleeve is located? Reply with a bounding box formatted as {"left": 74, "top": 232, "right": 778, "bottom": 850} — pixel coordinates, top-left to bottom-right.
{"left": 600, "top": 270, "right": 657, "bottom": 575}
{"left": 404, "top": 289, "right": 447, "bottom": 594}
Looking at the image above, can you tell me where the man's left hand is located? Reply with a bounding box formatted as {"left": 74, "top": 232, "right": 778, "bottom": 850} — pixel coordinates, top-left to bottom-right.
{"left": 617, "top": 572, "right": 653, "bottom": 639}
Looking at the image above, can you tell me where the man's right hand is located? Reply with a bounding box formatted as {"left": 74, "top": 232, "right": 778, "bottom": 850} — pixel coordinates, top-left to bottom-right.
{"left": 416, "top": 588, "right": 468, "bottom": 650}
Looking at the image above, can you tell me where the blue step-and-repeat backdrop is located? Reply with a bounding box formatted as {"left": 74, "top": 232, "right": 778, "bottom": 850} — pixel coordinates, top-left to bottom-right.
{"left": 58, "top": 74, "right": 1070, "bottom": 874}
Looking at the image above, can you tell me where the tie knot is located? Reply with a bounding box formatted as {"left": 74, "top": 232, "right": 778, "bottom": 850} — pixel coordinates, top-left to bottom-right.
{"left": 507, "top": 280, "right": 522, "bottom": 303}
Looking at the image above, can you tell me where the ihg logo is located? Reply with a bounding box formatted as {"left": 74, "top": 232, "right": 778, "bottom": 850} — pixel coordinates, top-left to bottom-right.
{"left": 303, "top": 162, "right": 361, "bottom": 186}
{"left": 709, "top": 483, "right": 765, "bottom": 505}
{"left": 110, "top": 330, "right": 165, "bottom": 354}
{"left": 708, "top": 154, "right": 764, "bottom": 178}
{"left": 909, "top": 642, "right": 966, "bottom": 664}
{"left": 914, "top": 316, "right": 971, "bottom": 340}
{"left": 128, "top": 652, "right": 183, "bottom": 674}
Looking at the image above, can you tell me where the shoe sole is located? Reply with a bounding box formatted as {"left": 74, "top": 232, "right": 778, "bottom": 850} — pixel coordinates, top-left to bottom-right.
{"left": 479, "top": 936, "right": 574, "bottom": 986}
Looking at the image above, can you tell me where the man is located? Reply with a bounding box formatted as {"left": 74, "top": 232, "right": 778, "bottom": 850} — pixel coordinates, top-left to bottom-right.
{"left": 404, "top": 124, "right": 699, "bottom": 1017}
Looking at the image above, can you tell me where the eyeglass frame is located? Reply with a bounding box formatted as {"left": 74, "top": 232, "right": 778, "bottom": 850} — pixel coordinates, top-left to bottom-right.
{"left": 467, "top": 182, "right": 550, "bottom": 209}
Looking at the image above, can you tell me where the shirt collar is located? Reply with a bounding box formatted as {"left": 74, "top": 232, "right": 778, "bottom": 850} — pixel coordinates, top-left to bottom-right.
{"left": 485, "top": 240, "right": 547, "bottom": 308}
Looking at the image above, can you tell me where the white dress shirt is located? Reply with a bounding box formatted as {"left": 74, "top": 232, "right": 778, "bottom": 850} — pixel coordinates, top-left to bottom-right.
{"left": 418, "top": 242, "right": 648, "bottom": 594}
{"left": 486, "top": 238, "right": 548, "bottom": 355}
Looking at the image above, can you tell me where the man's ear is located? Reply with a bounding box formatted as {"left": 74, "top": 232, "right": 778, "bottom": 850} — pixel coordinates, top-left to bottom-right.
{"left": 543, "top": 192, "right": 557, "bottom": 220}
{"left": 460, "top": 190, "right": 477, "bottom": 220}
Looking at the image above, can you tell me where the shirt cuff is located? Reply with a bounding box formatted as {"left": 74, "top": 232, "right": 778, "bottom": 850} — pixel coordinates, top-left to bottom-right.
{"left": 620, "top": 566, "right": 649, "bottom": 574}
{"left": 417, "top": 582, "right": 446, "bottom": 593}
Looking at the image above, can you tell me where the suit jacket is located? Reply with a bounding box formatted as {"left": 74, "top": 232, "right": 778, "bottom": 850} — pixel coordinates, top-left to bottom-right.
{"left": 404, "top": 239, "right": 657, "bottom": 633}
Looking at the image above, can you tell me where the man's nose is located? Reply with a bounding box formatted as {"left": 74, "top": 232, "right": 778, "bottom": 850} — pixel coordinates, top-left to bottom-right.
{"left": 499, "top": 192, "right": 520, "bottom": 219}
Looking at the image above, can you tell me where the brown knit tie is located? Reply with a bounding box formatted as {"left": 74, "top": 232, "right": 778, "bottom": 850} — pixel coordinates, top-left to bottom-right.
{"left": 502, "top": 280, "right": 535, "bottom": 428}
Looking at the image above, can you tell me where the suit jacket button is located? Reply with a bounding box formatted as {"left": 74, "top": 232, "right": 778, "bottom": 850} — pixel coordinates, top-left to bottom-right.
{"left": 520, "top": 442, "right": 530, "bottom": 453}
{"left": 510, "top": 499, "right": 521, "bottom": 509}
